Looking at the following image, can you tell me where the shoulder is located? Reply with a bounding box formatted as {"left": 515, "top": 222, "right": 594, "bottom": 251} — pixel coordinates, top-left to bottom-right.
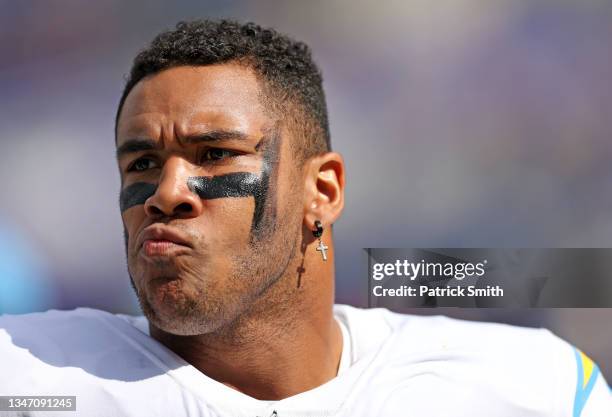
{"left": 338, "top": 306, "right": 565, "bottom": 358}
{"left": 0, "top": 308, "right": 124, "bottom": 357}
{"left": 0, "top": 308, "right": 145, "bottom": 358}
{"left": 334, "top": 303, "right": 556, "bottom": 354}
{"left": 0, "top": 308, "right": 161, "bottom": 387}
{"left": 0, "top": 309, "right": 198, "bottom": 416}
{"left": 336, "top": 306, "right": 611, "bottom": 416}
{"left": 387, "top": 313, "right": 570, "bottom": 397}
{"left": 336, "top": 305, "right": 561, "bottom": 370}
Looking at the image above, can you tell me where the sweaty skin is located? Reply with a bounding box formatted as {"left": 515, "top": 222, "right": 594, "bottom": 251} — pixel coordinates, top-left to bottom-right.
{"left": 116, "top": 64, "right": 346, "bottom": 400}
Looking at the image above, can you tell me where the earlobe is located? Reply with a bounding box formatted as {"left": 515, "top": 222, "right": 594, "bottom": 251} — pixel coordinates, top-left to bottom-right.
{"left": 302, "top": 152, "right": 345, "bottom": 230}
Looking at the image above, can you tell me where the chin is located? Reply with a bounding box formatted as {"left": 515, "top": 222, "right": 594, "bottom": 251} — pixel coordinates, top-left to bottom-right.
{"left": 132, "top": 267, "right": 253, "bottom": 336}
{"left": 143, "top": 301, "right": 220, "bottom": 336}
{"left": 141, "top": 289, "right": 236, "bottom": 337}
{"left": 151, "top": 315, "right": 217, "bottom": 336}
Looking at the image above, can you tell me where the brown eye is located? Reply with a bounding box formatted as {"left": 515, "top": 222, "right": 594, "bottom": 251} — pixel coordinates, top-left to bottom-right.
{"left": 128, "top": 158, "right": 157, "bottom": 172}
{"left": 203, "top": 148, "right": 235, "bottom": 161}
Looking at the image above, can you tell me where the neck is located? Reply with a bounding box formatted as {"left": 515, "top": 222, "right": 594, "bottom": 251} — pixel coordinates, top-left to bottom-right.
{"left": 150, "top": 247, "right": 341, "bottom": 400}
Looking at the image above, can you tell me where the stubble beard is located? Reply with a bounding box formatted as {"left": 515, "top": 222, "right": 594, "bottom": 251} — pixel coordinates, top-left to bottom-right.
{"left": 127, "top": 211, "right": 301, "bottom": 338}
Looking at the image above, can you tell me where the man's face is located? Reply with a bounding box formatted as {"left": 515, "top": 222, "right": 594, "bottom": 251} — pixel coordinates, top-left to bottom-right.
{"left": 116, "top": 65, "right": 302, "bottom": 335}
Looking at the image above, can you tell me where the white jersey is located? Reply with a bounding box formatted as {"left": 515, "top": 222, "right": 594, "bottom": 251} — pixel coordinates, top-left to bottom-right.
{"left": 0, "top": 305, "right": 609, "bottom": 417}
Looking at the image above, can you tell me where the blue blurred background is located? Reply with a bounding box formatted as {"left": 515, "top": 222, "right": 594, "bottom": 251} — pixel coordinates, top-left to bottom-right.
{"left": 0, "top": 0, "right": 611, "bottom": 378}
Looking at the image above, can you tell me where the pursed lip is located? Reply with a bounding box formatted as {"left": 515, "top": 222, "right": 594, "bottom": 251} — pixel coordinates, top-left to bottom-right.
{"left": 137, "top": 225, "right": 193, "bottom": 252}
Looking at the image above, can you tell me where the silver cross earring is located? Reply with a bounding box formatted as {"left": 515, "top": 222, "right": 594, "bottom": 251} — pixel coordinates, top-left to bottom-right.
{"left": 313, "top": 220, "right": 328, "bottom": 261}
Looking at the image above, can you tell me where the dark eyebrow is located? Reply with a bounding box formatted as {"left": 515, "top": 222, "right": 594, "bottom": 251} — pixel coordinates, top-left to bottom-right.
{"left": 116, "top": 138, "right": 158, "bottom": 159}
{"left": 116, "top": 130, "right": 253, "bottom": 159}
{"left": 181, "top": 129, "right": 251, "bottom": 145}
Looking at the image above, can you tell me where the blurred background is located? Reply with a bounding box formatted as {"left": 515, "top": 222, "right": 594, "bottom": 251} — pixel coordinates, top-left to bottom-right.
{"left": 1, "top": 0, "right": 611, "bottom": 378}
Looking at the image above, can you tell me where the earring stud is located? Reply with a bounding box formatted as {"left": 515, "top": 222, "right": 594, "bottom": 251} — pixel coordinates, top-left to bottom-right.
{"left": 313, "top": 220, "right": 328, "bottom": 261}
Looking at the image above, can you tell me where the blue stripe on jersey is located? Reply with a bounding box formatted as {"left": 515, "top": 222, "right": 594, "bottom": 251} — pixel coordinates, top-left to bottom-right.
{"left": 573, "top": 347, "right": 600, "bottom": 417}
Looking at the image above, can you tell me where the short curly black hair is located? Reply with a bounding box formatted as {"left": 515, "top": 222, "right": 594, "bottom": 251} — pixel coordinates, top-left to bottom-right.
{"left": 115, "top": 19, "right": 331, "bottom": 160}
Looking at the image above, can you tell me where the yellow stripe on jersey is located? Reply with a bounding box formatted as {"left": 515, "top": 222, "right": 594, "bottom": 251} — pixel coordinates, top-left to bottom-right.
{"left": 579, "top": 350, "right": 595, "bottom": 390}
{"left": 573, "top": 348, "right": 600, "bottom": 417}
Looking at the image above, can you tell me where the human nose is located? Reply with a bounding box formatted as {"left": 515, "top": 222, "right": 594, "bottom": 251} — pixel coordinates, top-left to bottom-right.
{"left": 144, "top": 157, "right": 203, "bottom": 219}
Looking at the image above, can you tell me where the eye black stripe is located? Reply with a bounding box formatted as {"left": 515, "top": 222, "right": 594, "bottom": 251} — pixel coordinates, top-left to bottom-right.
{"left": 118, "top": 132, "right": 280, "bottom": 239}
{"left": 119, "top": 182, "right": 157, "bottom": 212}
{"left": 118, "top": 172, "right": 262, "bottom": 212}
{"left": 186, "top": 173, "right": 260, "bottom": 199}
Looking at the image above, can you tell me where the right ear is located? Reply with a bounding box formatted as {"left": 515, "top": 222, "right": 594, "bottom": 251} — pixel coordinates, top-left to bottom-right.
{"left": 302, "top": 152, "right": 346, "bottom": 232}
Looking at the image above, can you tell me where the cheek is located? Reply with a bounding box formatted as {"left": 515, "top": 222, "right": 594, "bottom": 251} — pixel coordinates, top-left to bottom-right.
{"left": 201, "top": 198, "right": 255, "bottom": 245}
{"left": 121, "top": 209, "right": 148, "bottom": 256}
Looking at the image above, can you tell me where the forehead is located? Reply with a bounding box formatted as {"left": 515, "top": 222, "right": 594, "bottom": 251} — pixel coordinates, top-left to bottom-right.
{"left": 117, "top": 64, "right": 269, "bottom": 142}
